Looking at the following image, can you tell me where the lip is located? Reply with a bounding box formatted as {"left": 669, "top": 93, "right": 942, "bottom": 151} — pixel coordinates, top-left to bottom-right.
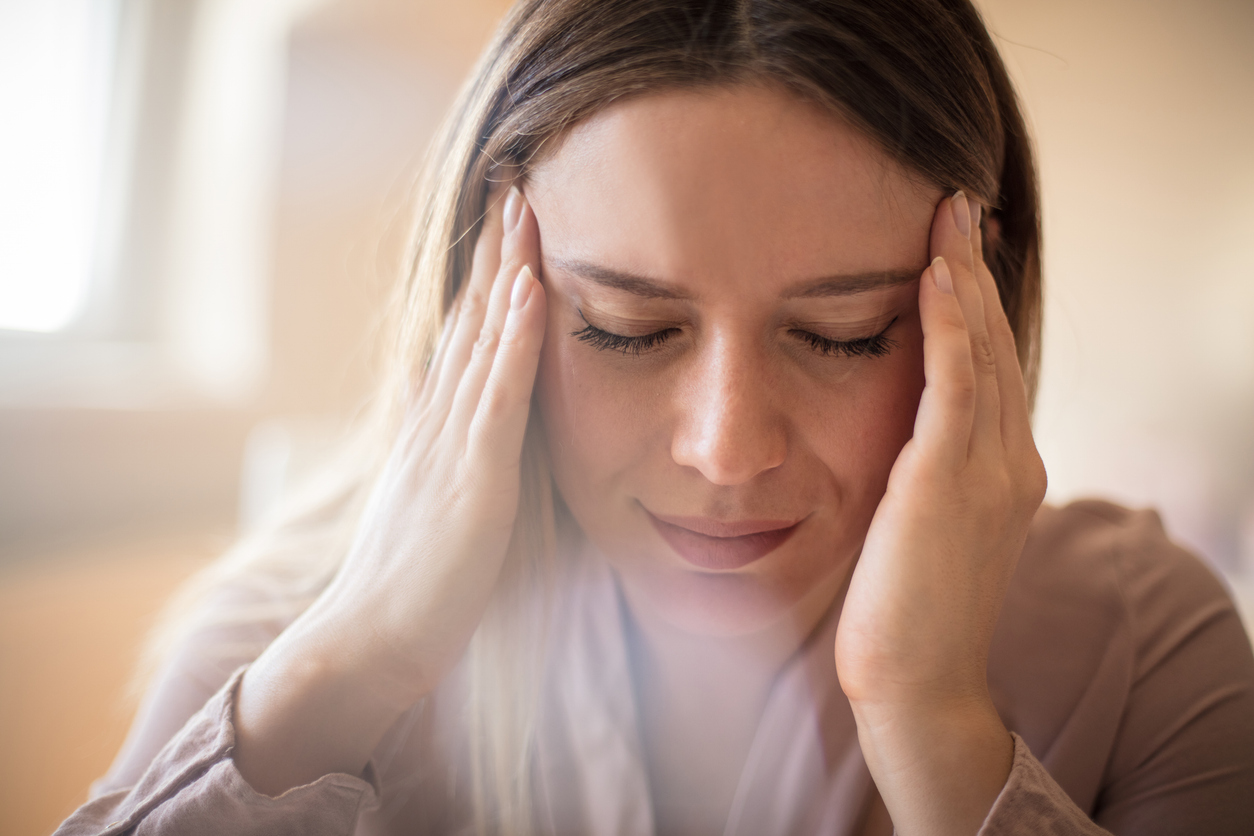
{"left": 645, "top": 510, "right": 802, "bottom": 571}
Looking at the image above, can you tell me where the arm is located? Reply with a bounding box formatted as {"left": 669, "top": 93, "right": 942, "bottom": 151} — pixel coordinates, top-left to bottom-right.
{"left": 835, "top": 190, "right": 1051, "bottom": 834}
{"left": 55, "top": 184, "right": 549, "bottom": 831}
{"left": 836, "top": 192, "right": 1254, "bottom": 833}
{"left": 230, "top": 184, "right": 547, "bottom": 795}
{"left": 55, "top": 667, "right": 380, "bottom": 836}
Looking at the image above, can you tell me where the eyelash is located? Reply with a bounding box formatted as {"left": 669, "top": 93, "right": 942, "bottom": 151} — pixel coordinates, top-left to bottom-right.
{"left": 571, "top": 323, "right": 680, "bottom": 355}
{"left": 571, "top": 316, "right": 898, "bottom": 358}
{"left": 790, "top": 319, "right": 899, "bottom": 358}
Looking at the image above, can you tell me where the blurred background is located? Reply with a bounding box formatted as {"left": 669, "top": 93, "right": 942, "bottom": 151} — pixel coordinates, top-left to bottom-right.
{"left": 0, "top": 0, "right": 1250, "bottom": 833}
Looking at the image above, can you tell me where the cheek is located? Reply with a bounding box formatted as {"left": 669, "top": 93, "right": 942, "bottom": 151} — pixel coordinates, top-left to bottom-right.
{"left": 535, "top": 321, "right": 658, "bottom": 507}
{"left": 801, "top": 319, "right": 926, "bottom": 506}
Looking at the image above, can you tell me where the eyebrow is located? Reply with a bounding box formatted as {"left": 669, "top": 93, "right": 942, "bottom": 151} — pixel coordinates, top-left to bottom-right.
{"left": 784, "top": 269, "right": 920, "bottom": 298}
{"left": 547, "top": 257, "right": 690, "bottom": 299}
{"left": 546, "top": 257, "right": 919, "bottom": 299}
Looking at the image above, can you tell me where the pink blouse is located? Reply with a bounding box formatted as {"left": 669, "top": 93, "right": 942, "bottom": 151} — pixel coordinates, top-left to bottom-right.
{"left": 55, "top": 501, "right": 1254, "bottom": 834}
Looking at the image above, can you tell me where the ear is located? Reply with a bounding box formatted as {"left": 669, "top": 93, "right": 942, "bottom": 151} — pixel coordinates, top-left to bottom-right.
{"left": 981, "top": 214, "right": 1003, "bottom": 258}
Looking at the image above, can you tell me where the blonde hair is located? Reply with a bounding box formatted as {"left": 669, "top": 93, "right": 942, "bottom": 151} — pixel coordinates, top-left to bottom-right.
{"left": 147, "top": 0, "right": 1043, "bottom": 833}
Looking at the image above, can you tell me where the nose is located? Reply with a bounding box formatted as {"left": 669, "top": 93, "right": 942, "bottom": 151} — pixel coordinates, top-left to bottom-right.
{"left": 670, "top": 338, "right": 788, "bottom": 486}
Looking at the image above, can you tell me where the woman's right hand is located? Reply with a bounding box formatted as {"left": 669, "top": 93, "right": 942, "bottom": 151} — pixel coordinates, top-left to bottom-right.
{"left": 233, "top": 185, "right": 547, "bottom": 796}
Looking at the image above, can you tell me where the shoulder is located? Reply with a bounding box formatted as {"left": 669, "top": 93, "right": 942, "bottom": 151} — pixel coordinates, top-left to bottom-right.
{"left": 1010, "top": 499, "right": 1236, "bottom": 648}
{"left": 992, "top": 499, "right": 1240, "bottom": 697}
{"left": 989, "top": 499, "right": 1254, "bottom": 812}
{"left": 988, "top": 501, "right": 1148, "bottom": 739}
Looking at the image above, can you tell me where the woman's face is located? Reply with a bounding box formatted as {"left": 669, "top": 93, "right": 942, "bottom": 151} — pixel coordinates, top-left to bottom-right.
{"left": 528, "top": 85, "right": 940, "bottom": 637}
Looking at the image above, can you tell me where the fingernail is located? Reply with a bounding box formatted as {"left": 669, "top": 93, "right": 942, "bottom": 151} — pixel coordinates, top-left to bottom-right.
{"left": 932, "top": 256, "right": 954, "bottom": 294}
{"left": 503, "top": 185, "right": 523, "bottom": 233}
{"left": 510, "top": 265, "right": 533, "bottom": 310}
{"left": 951, "top": 191, "right": 971, "bottom": 239}
{"left": 968, "top": 199, "right": 982, "bottom": 233}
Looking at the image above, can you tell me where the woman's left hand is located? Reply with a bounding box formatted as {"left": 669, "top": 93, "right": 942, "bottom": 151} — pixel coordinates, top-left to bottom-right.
{"left": 834, "top": 191, "right": 1047, "bottom": 835}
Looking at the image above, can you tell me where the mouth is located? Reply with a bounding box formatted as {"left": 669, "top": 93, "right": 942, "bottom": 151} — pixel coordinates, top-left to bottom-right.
{"left": 645, "top": 509, "right": 803, "bottom": 571}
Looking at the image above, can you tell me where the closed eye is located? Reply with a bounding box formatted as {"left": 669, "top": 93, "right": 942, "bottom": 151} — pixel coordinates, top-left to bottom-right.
{"left": 571, "top": 322, "right": 679, "bottom": 355}
{"left": 790, "top": 316, "right": 898, "bottom": 358}
{"left": 571, "top": 314, "right": 899, "bottom": 358}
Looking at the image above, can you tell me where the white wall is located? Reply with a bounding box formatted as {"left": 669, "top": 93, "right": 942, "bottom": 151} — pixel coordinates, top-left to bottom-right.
{"left": 979, "top": 0, "right": 1254, "bottom": 579}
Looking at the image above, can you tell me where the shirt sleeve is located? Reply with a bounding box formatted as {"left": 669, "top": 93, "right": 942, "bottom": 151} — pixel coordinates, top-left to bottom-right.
{"left": 978, "top": 733, "right": 1112, "bottom": 835}
{"left": 53, "top": 666, "right": 381, "bottom": 836}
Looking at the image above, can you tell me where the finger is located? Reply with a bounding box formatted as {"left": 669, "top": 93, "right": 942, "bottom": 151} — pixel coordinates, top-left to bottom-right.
{"left": 424, "top": 186, "right": 515, "bottom": 418}
{"left": 412, "top": 295, "right": 462, "bottom": 413}
{"left": 913, "top": 255, "right": 978, "bottom": 470}
{"left": 468, "top": 266, "right": 547, "bottom": 467}
{"left": 930, "top": 192, "right": 1001, "bottom": 455}
{"left": 968, "top": 208, "right": 1035, "bottom": 450}
{"left": 447, "top": 187, "right": 540, "bottom": 442}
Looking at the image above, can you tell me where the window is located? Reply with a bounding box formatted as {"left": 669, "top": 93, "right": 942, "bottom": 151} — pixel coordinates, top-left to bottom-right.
{"left": 0, "top": 0, "right": 124, "bottom": 333}
{"left": 0, "top": 0, "right": 316, "bottom": 407}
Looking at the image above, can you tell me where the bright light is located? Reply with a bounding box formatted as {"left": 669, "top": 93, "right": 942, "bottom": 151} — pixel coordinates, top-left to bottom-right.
{"left": 0, "top": 0, "right": 119, "bottom": 333}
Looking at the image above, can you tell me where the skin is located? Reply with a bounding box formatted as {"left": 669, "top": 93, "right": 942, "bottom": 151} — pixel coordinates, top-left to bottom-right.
{"left": 231, "top": 85, "right": 1046, "bottom": 836}
{"left": 529, "top": 88, "right": 927, "bottom": 643}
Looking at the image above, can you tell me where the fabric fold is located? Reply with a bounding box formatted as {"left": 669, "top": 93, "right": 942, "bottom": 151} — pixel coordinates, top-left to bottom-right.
{"left": 54, "top": 666, "right": 381, "bottom": 836}
{"left": 979, "top": 733, "right": 1110, "bottom": 836}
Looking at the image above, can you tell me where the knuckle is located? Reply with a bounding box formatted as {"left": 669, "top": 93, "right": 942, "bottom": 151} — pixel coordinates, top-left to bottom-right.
{"left": 473, "top": 324, "right": 501, "bottom": 356}
{"left": 994, "top": 471, "right": 1016, "bottom": 505}
{"left": 463, "top": 286, "right": 489, "bottom": 315}
{"left": 1004, "top": 454, "right": 1047, "bottom": 510}
{"left": 439, "top": 466, "right": 474, "bottom": 512}
{"left": 1024, "top": 455, "right": 1048, "bottom": 502}
{"left": 970, "top": 332, "right": 997, "bottom": 374}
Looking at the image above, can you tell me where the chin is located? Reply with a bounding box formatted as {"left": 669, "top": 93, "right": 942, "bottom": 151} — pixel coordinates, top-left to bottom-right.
{"left": 612, "top": 546, "right": 852, "bottom": 639}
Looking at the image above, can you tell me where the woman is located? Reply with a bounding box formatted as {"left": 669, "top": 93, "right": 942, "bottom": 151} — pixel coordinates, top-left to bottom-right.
{"left": 57, "top": 0, "right": 1254, "bottom": 834}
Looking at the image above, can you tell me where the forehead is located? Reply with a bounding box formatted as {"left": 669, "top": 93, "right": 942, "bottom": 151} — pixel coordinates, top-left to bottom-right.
{"left": 526, "top": 85, "right": 939, "bottom": 288}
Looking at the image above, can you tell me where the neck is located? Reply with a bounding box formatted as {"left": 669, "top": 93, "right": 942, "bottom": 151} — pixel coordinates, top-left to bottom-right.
{"left": 612, "top": 557, "right": 851, "bottom": 836}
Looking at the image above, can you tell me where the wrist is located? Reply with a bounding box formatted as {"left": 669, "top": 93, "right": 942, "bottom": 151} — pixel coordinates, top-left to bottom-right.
{"left": 849, "top": 694, "right": 1013, "bottom": 836}
{"left": 233, "top": 614, "right": 423, "bottom": 797}
{"left": 849, "top": 688, "right": 1010, "bottom": 770}
{"left": 279, "top": 603, "right": 432, "bottom": 714}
